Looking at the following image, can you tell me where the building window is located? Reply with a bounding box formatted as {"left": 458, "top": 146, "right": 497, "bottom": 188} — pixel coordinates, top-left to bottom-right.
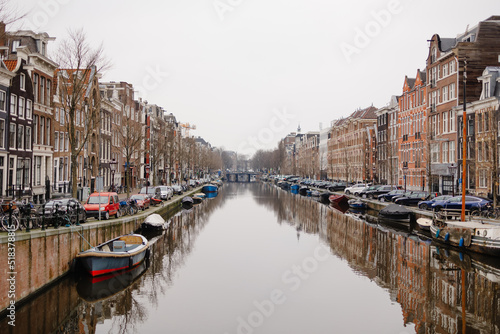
{"left": 26, "top": 100, "right": 32, "bottom": 119}
{"left": 11, "top": 40, "right": 20, "bottom": 53}
{"left": 442, "top": 86, "right": 448, "bottom": 102}
{"left": 479, "top": 169, "right": 488, "bottom": 188}
{"left": 40, "top": 77, "right": 45, "bottom": 105}
{"left": 18, "top": 97, "right": 25, "bottom": 118}
{"left": 449, "top": 83, "right": 456, "bottom": 99}
{"left": 431, "top": 143, "right": 439, "bottom": 163}
{"left": 33, "top": 74, "right": 39, "bottom": 103}
{"left": 0, "top": 91, "right": 5, "bottom": 112}
{"left": 0, "top": 119, "right": 4, "bottom": 148}
{"left": 10, "top": 94, "right": 16, "bottom": 115}
{"left": 55, "top": 107, "right": 59, "bottom": 121}
{"left": 442, "top": 142, "right": 449, "bottom": 163}
{"left": 35, "top": 156, "right": 41, "bottom": 186}
{"left": 431, "top": 47, "right": 437, "bottom": 63}
{"left": 24, "top": 158, "right": 30, "bottom": 186}
{"left": 54, "top": 132, "right": 58, "bottom": 151}
{"left": 60, "top": 108, "right": 65, "bottom": 125}
{"left": 46, "top": 79, "right": 51, "bottom": 105}
{"left": 46, "top": 119, "right": 50, "bottom": 145}
{"left": 20, "top": 73, "right": 26, "bottom": 91}
{"left": 9, "top": 124, "right": 15, "bottom": 149}
{"left": 59, "top": 132, "right": 63, "bottom": 151}
{"left": 65, "top": 132, "right": 69, "bottom": 151}
{"left": 33, "top": 115, "right": 38, "bottom": 145}
{"left": 26, "top": 127, "right": 31, "bottom": 151}
{"left": 449, "top": 141, "right": 455, "bottom": 163}
{"left": 16, "top": 158, "right": 23, "bottom": 185}
{"left": 17, "top": 125, "right": 24, "bottom": 150}
{"left": 450, "top": 111, "right": 455, "bottom": 132}
{"left": 39, "top": 118, "right": 46, "bottom": 147}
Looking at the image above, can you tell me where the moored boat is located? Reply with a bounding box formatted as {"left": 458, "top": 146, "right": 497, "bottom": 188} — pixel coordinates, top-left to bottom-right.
{"left": 430, "top": 213, "right": 500, "bottom": 257}
{"left": 299, "top": 186, "right": 309, "bottom": 196}
{"left": 202, "top": 184, "right": 218, "bottom": 193}
{"left": 329, "top": 194, "right": 349, "bottom": 206}
{"left": 76, "top": 234, "right": 149, "bottom": 277}
{"left": 348, "top": 199, "right": 367, "bottom": 209}
{"left": 142, "top": 213, "right": 166, "bottom": 231}
{"left": 378, "top": 204, "right": 412, "bottom": 224}
{"left": 416, "top": 217, "right": 432, "bottom": 231}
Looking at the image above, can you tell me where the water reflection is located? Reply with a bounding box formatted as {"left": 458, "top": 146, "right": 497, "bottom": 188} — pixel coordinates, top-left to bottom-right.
{"left": 263, "top": 182, "right": 500, "bottom": 333}
{"left": 2, "top": 183, "right": 500, "bottom": 333}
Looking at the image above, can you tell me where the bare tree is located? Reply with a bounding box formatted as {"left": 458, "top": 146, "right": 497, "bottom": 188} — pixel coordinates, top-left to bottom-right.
{"left": 55, "top": 28, "right": 110, "bottom": 198}
{"left": 115, "top": 115, "right": 144, "bottom": 197}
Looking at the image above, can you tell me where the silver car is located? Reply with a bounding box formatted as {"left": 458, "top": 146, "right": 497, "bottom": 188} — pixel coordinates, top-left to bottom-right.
{"left": 157, "top": 186, "right": 173, "bottom": 200}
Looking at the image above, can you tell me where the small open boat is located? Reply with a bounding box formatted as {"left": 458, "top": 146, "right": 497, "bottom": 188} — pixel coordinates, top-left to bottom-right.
{"left": 329, "top": 194, "right": 349, "bottom": 206}
{"left": 348, "top": 199, "right": 368, "bottom": 209}
{"left": 416, "top": 217, "right": 432, "bottom": 231}
{"left": 76, "top": 234, "right": 149, "bottom": 277}
{"left": 142, "top": 213, "right": 166, "bottom": 231}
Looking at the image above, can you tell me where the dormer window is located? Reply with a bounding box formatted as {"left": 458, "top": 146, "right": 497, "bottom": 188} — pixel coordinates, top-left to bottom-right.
{"left": 11, "top": 40, "right": 20, "bottom": 53}
{"left": 41, "top": 42, "right": 46, "bottom": 56}
{"left": 431, "top": 47, "right": 437, "bottom": 63}
{"left": 484, "top": 81, "right": 490, "bottom": 99}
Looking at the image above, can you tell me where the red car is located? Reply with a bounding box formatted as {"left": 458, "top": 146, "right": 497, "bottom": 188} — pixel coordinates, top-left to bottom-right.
{"left": 130, "top": 194, "right": 151, "bottom": 210}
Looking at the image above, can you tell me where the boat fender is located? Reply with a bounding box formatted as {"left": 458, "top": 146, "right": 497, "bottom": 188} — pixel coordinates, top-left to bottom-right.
{"left": 459, "top": 252, "right": 464, "bottom": 261}
{"left": 129, "top": 257, "right": 134, "bottom": 268}
{"left": 459, "top": 237, "right": 464, "bottom": 247}
{"left": 444, "top": 233, "right": 450, "bottom": 242}
{"left": 435, "top": 229, "right": 440, "bottom": 238}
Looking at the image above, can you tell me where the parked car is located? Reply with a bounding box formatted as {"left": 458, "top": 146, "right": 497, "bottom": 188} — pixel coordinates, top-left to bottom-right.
{"left": 157, "top": 186, "right": 173, "bottom": 200}
{"left": 417, "top": 195, "right": 453, "bottom": 210}
{"left": 172, "top": 184, "right": 183, "bottom": 195}
{"left": 84, "top": 192, "right": 120, "bottom": 220}
{"left": 130, "top": 194, "right": 151, "bottom": 210}
{"left": 378, "top": 189, "right": 406, "bottom": 202}
{"left": 139, "top": 186, "right": 161, "bottom": 199}
{"left": 391, "top": 191, "right": 413, "bottom": 202}
{"left": 394, "top": 191, "right": 436, "bottom": 206}
{"left": 430, "top": 195, "right": 492, "bottom": 213}
{"left": 344, "top": 183, "right": 368, "bottom": 195}
{"left": 43, "top": 198, "right": 87, "bottom": 225}
{"left": 328, "top": 182, "right": 347, "bottom": 192}
{"left": 362, "top": 185, "right": 401, "bottom": 199}
{"left": 358, "top": 185, "right": 383, "bottom": 198}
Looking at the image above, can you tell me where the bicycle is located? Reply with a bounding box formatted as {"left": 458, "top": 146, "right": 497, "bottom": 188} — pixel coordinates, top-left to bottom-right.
{"left": 0, "top": 201, "right": 20, "bottom": 232}
{"left": 471, "top": 203, "right": 494, "bottom": 218}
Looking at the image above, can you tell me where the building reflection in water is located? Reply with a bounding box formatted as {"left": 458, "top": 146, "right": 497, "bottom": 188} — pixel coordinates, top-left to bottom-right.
{"left": 259, "top": 183, "right": 500, "bottom": 334}
{"left": 2, "top": 183, "right": 499, "bottom": 333}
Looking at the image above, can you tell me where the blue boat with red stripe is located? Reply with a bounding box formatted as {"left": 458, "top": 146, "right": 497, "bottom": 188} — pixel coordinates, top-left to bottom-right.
{"left": 76, "top": 234, "right": 150, "bottom": 277}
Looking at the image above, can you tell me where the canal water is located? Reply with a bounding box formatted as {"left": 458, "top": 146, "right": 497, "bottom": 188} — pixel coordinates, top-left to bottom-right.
{"left": 2, "top": 182, "right": 500, "bottom": 333}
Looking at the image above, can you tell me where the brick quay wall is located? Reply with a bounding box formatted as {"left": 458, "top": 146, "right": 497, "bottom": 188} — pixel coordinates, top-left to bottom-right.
{"left": 0, "top": 189, "right": 198, "bottom": 314}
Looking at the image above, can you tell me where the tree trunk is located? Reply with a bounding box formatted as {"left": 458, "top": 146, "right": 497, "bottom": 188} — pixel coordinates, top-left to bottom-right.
{"left": 71, "top": 154, "right": 78, "bottom": 199}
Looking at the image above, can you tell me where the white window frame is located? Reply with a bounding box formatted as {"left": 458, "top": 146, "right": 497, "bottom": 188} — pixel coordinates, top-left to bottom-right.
{"left": 18, "top": 97, "right": 25, "bottom": 118}
{"left": 10, "top": 94, "right": 16, "bottom": 115}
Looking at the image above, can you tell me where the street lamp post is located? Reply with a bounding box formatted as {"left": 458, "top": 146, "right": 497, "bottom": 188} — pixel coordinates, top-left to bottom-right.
{"left": 145, "top": 164, "right": 150, "bottom": 194}
{"left": 110, "top": 159, "right": 117, "bottom": 192}
{"left": 448, "top": 163, "right": 457, "bottom": 197}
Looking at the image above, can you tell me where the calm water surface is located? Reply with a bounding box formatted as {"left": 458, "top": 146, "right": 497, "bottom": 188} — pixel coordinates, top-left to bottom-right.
{"left": 2, "top": 182, "right": 500, "bottom": 333}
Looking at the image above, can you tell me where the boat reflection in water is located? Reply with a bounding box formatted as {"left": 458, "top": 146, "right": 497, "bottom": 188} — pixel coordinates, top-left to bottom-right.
{"left": 77, "top": 260, "right": 149, "bottom": 303}
{"left": 258, "top": 182, "right": 500, "bottom": 333}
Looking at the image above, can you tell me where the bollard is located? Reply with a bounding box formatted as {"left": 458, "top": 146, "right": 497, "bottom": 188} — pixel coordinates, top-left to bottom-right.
{"left": 75, "top": 203, "right": 80, "bottom": 226}
{"left": 25, "top": 203, "right": 31, "bottom": 232}
{"left": 41, "top": 203, "right": 46, "bottom": 230}
{"left": 8, "top": 202, "right": 13, "bottom": 230}
{"left": 54, "top": 203, "right": 59, "bottom": 229}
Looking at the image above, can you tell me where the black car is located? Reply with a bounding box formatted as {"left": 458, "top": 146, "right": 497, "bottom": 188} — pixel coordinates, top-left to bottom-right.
{"left": 328, "top": 182, "right": 347, "bottom": 192}
{"left": 43, "top": 198, "right": 87, "bottom": 225}
{"left": 391, "top": 191, "right": 413, "bottom": 202}
{"left": 394, "top": 191, "right": 435, "bottom": 206}
{"left": 361, "top": 185, "right": 401, "bottom": 199}
{"left": 378, "top": 189, "right": 406, "bottom": 202}
{"left": 358, "top": 185, "right": 382, "bottom": 198}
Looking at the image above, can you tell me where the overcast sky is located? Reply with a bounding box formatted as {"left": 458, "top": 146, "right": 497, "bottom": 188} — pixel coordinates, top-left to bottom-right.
{"left": 11, "top": 0, "right": 500, "bottom": 156}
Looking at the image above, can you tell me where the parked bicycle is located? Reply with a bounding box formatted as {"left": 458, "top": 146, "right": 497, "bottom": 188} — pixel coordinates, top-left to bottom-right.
{"left": 0, "top": 201, "right": 20, "bottom": 232}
